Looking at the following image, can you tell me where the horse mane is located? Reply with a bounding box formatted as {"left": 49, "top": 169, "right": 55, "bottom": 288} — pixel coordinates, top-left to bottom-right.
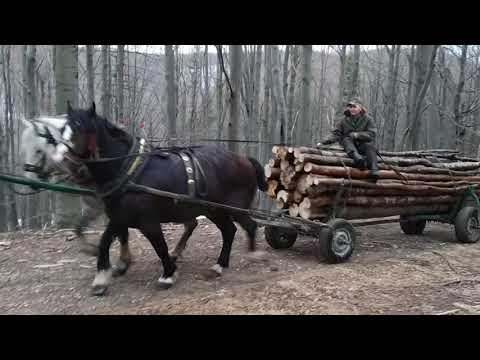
{"left": 34, "top": 115, "right": 68, "bottom": 130}
{"left": 101, "top": 117, "right": 133, "bottom": 148}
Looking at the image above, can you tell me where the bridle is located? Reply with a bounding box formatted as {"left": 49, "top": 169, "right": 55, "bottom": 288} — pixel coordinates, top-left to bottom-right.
{"left": 23, "top": 119, "right": 80, "bottom": 181}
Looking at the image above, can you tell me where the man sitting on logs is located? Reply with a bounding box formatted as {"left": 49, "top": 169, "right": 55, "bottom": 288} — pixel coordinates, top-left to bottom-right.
{"left": 319, "top": 98, "right": 380, "bottom": 180}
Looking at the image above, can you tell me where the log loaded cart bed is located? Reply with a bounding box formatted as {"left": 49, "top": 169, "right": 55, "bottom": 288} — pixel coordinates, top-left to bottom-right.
{"left": 264, "top": 146, "right": 480, "bottom": 264}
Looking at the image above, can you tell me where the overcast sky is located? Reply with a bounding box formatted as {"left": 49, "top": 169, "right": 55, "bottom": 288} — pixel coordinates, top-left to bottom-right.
{"left": 119, "top": 45, "right": 377, "bottom": 55}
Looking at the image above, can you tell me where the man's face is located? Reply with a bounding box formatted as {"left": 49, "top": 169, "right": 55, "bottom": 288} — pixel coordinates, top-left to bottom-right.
{"left": 347, "top": 103, "right": 362, "bottom": 116}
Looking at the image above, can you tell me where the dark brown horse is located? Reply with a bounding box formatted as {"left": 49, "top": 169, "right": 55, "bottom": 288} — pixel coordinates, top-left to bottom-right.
{"left": 62, "top": 103, "right": 268, "bottom": 296}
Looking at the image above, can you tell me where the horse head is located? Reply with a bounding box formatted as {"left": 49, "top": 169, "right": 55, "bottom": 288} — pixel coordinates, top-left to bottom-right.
{"left": 66, "top": 101, "right": 130, "bottom": 160}
{"left": 20, "top": 115, "right": 84, "bottom": 183}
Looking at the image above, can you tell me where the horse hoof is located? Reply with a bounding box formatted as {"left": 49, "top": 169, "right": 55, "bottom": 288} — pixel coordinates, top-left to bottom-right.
{"left": 156, "top": 282, "right": 173, "bottom": 290}
{"left": 202, "top": 267, "right": 222, "bottom": 280}
{"left": 156, "top": 278, "right": 174, "bottom": 290}
{"left": 80, "top": 244, "right": 99, "bottom": 257}
{"left": 170, "top": 253, "right": 184, "bottom": 263}
{"left": 92, "top": 286, "right": 108, "bottom": 296}
{"left": 246, "top": 250, "right": 269, "bottom": 262}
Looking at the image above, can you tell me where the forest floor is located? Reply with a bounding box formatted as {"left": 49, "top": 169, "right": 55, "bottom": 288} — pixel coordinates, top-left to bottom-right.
{"left": 2, "top": 218, "right": 480, "bottom": 315}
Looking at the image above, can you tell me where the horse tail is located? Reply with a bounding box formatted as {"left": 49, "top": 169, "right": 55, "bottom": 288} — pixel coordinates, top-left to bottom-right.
{"left": 247, "top": 157, "right": 268, "bottom": 192}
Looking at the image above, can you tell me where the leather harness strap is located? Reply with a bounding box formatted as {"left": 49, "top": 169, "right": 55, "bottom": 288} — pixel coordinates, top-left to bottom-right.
{"left": 179, "top": 151, "right": 196, "bottom": 197}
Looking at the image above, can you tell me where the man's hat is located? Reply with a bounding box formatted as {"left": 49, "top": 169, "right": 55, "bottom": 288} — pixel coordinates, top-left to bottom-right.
{"left": 346, "top": 98, "right": 367, "bottom": 112}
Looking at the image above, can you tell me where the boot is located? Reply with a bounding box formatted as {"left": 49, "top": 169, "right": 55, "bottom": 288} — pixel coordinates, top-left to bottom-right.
{"left": 368, "top": 156, "right": 380, "bottom": 182}
{"left": 369, "top": 166, "right": 380, "bottom": 182}
{"left": 348, "top": 151, "right": 367, "bottom": 169}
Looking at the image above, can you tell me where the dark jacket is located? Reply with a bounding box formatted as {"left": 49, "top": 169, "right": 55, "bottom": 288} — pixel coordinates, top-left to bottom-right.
{"left": 325, "top": 113, "right": 377, "bottom": 144}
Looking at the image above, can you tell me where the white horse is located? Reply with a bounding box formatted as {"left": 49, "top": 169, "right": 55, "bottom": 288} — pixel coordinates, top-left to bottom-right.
{"left": 20, "top": 116, "right": 105, "bottom": 256}
{"left": 20, "top": 115, "right": 199, "bottom": 263}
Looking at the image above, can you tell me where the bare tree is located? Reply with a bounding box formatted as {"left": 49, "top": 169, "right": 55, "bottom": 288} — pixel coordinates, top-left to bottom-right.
{"left": 296, "top": 45, "right": 312, "bottom": 146}
{"left": 101, "top": 45, "right": 111, "bottom": 118}
{"left": 350, "top": 45, "right": 360, "bottom": 99}
{"left": 86, "top": 45, "right": 95, "bottom": 105}
{"left": 283, "top": 45, "right": 290, "bottom": 101}
{"left": 165, "top": 45, "right": 177, "bottom": 146}
{"left": 271, "top": 45, "right": 288, "bottom": 144}
{"left": 54, "top": 45, "right": 81, "bottom": 228}
{"left": 228, "top": 45, "right": 242, "bottom": 153}
{"left": 25, "top": 45, "right": 41, "bottom": 228}
{"left": 383, "top": 45, "right": 401, "bottom": 151}
{"left": 287, "top": 45, "right": 299, "bottom": 143}
{"left": 453, "top": 45, "right": 468, "bottom": 151}
{"left": 335, "top": 45, "right": 348, "bottom": 117}
{"left": 202, "top": 45, "right": 210, "bottom": 130}
{"left": 400, "top": 45, "right": 439, "bottom": 150}
{"left": 117, "top": 45, "right": 125, "bottom": 122}
{"left": 3, "top": 45, "right": 18, "bottom": 229}
{"left": 251, "top": 45, "right": 262, "bottom": 157}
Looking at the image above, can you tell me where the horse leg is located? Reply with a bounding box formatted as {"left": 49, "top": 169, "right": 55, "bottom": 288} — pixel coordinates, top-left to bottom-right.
{"left": 170, "top": 218, "right": 198, "bottom": 262}
{"left": 139, "top": 222, "right": 177, "bottom": 290}
{"left": 76, "top": 196, "right": 104, "bottom": 257}
{"left": 91, "top": 221, "right": 117, "bottom": 296}
{"left": 205, "top": 213, "right": 237, "bottom": 278}
{"left": 112, "top": 227, "right": 132, "bottom": 277}
{"left": 233, "top": 214, "right": 268, "bottom": 261}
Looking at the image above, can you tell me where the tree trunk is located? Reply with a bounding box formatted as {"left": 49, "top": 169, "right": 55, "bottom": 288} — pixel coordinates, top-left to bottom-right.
{"left": 251, "top": 45, "right": 262, "bottom": 158}
{"left": 383, "top": 45, "right": 401, "bottom": 151}
{"left": 287, "top": 45, "right": 299, "bottom": 144}
{"left": 189, "top": 47, "right": 200, "bottom": 144}
{"left": 402, "top": 45, "right": 439, "bottom": 150}
{"left": 228, "top": 45, "right": 242, "bottom": 154}
{"left": 101, "top": 45, "right": 111, "bottom": 118}
{"left": 350, "top": 45, "right": 360, "bottom": 99}
{"left": 396, "top": 46, "right": 416, "bottom": 151}
{"left": 453, "top": 45, "right": 468, "bottom": 152}
{"left": 472, "top": 52, "right": 480, "bottom": 156}
{"left": 26, "top": 45, "right": 37, "bottom": 119}
{"left": 215, "top": 46, "right": 224, "bottom": 139}
{"left": 54, "top": 45, "right": 81, "bottom": 228}
{"left": 117, "top": 45, "right": 125, "bottom": 122}
{"left": 271, "top": 45, "right": 288, "bottom": 144}
{"left": 283, "top": 45, "right": 290, "bottom": 101}
{"left": 202, "top": 45, "right": 210, "bottom": 131}
{"left": 296, "top": 45, "right": 312, "bottom": 146}
{"left": 335, "top": 45, "right": 348, "bottom": 117}
{"left": 411, "top": 45, "right": 439, "bottom": 150}
{"left": 4, "top": 46, "right": 18, "bottom": 230}
{"left": 25, "top": 45, "right": 40, "bottom": 229}
{"left": 86, "top": 45, "right": 95, "bottom": 105}
{"left": 165, "top": 45, "right": 176, "bottom": 146}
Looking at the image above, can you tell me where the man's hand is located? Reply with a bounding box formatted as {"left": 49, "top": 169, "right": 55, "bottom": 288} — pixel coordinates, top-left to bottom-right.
{"left": 318, "top": 138, "right": 334, "bottom": 147}
{"left": 349, "top": 132, "right": 359, "bottom": 140}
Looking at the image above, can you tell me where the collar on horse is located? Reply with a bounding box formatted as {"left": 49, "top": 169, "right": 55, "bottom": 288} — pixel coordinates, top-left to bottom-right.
{"left": 95, "top": 137, "right": 146, "bottom": 198}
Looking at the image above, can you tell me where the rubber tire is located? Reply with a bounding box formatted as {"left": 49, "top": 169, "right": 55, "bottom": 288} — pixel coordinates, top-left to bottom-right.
{"left": 315, "top": 219, "right": 355, "bottom": 264}
{"left": 399, "top": 216, "right": 427, "bottom": 235}
{"left": 265, "top": 226, "right": 298, "bottom": 249}
{"left": 455, "top": 206, "right": 480, "bottom": 244}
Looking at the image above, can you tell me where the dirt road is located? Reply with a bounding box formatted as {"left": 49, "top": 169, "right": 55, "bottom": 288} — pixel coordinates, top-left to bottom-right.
{"left": 1, "top": 219, "right": 480, "bottom": 315}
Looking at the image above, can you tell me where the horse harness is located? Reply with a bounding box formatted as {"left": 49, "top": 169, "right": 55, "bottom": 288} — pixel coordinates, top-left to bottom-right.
{"left": 95, "top": 139, "right": 207, "bottom": 200}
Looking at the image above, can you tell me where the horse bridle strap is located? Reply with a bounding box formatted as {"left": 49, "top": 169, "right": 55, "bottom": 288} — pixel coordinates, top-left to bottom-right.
{"left": 95, "top": 137, "right": 142, "bottom": 199}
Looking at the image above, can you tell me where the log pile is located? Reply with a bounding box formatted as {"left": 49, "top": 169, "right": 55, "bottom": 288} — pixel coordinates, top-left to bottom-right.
{"left": 265, "top": 145, "right": 480, "bottom": 221}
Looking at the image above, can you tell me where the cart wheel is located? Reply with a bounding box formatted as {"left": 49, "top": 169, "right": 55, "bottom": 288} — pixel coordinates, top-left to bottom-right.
{"left": 399, "top": 216, "right": 426, "bottom": 235}
{"left": 265, "top": 226, "right": 298, "bottom": 249}
{"left": 315, "top": 219, "right": 355, "bottom": 264}
{"left": 455, "top": 206, "right": 480, "bottom": 243}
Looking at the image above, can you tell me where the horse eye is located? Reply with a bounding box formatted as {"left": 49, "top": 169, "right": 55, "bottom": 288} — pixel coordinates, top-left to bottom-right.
{"left": 36, "top": 150, "right": 42, "bottom": 154}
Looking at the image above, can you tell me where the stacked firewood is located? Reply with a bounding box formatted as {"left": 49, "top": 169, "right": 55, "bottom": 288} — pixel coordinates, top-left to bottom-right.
{"left": 265, "top": 145, "right": 480, "bottom": 221}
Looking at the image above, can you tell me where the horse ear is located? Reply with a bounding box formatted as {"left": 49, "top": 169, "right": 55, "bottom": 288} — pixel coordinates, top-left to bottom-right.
{"left": 21, "top": 118, "right": 32, "bottom": 128}
{"left": 66, "top": 101, "right": 74, "bottom": 116}
{"left": 88, "top": 102, "right": 96, "bottom": 117}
